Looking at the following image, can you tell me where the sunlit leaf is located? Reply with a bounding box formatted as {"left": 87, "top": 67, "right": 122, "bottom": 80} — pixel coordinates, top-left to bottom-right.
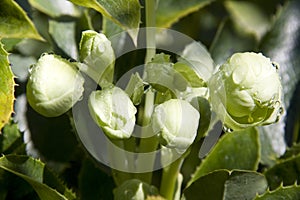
{"left": 0, "top": 43, "right": 14, "bottom": 131}
{"left": 189, "top": 128, "right": 260, "bottom": 185}
{"left": 0, "top": 0, "right": 43, "bottom": 40}
{"left": 184, "top": 170, "right": 267, "bottom": 200}
{"left": 28, "top": 0, "right": 81, "bottom": 18}
{"left": 49, "top": 20, "right": 78, "bottom": 59}
{"left": 69, "top": 0, "right": 141, "bottom": 44}
{"left": 156, "top": 0, "right": 214, "bottom": 28}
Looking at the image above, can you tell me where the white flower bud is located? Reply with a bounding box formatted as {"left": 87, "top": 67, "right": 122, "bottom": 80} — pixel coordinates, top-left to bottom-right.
{"left": 209, "top": 52, "right": 282, "bottom": 130}
{"left": 88, "top": 87, "right": 137, "bottom": 139}
{"left": 152, "top": 99, "right": 200, "bottom": 153}
{"left": 26, "top": 54, "right": 84, "bottom": 117}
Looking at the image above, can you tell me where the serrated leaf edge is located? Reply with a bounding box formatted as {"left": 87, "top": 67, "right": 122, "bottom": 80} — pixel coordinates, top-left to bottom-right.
{"left": 255, "top": 181, "right": 300, "bottom": 199}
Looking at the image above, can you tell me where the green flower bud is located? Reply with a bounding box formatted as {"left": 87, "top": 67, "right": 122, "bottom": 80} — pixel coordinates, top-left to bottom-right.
{"left": 114, "top": 179, "right": 159, "bottom": 200}
{"left": 152, "top": 99, "right": 200, "bottom": 153}
{"left": 79, "top": 30, "right": 115, "bottom": 87}
{"left": 26, "top": 54, "right": 84, "bottom": 117}
{"left": 88, "top": 87, "right": 137, "bottom": 139}
{"left": 209, "top": 52, "right": 282, "bottom": 130}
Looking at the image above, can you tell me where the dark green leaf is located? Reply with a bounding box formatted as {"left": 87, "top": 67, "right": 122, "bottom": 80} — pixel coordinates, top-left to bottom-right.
{"left": 280, "top": 143, "right": 300, "bottom": 160}
{"left": 0, "top": 121, "right": 22, "bottom": 154}
{"left": 0, "top": 0, "right": 43, "bottom": 40}
{"left": 209, "top": 19, "right": 256, "bottom": 66}
{"left": 264, "top": 154, "right": 300, "bottom": 190}
{"left": 156, "top": 0, "right": 214, "bottom": 28}
{"left": 114, "top": 179, "right": 159, "bottom": 200}
{"left": 69, "top": 0, "right": 141, "bottom": 43}
{"left": 184, "top": 170, "right": 267, "bottom": 200}
{"left": 28, "top": 0, "right": 81, "bottom": 18}
{"left": 0, "top": 155, "right": 74, "bottom": 200}
{"left": 189, "top": 128, "right": 260, "bottom": 185}
{"left": 26, "top": 106, "right": 78, "bottom": 162}
{"left": 0, "top": 42, "right": 14, "bottom": 131}
{"left": 255, "top": 184, "right": 300, "bottom": 200}
{"left": 224, "top": 1, "right": 271, "bottom": 40}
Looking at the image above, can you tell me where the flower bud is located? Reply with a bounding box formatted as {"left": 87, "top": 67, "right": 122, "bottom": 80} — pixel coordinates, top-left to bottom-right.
{"left": 152, "top": 99, "right": 200, "bottom": 153}
{"left": 88, "top": 87, "right": 137, "bottom": 139}
{"left": 26, "top": 54, "right": 84, "bottom": 117}
{"left": 79, "top": 30, "right": 115, "bottom": 87}
{"left": 209, "top": 52, "right": 282, "bottom": 130}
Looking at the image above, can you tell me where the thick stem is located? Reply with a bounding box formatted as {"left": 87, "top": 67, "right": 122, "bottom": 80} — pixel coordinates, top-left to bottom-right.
{"left": 160, "top": 157, "right": 184, "bottom": 200}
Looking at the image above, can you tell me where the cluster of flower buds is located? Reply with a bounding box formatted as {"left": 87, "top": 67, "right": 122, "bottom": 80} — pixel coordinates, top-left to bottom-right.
{"left": 26, "top": 28, "right": 283, "bottom": 152}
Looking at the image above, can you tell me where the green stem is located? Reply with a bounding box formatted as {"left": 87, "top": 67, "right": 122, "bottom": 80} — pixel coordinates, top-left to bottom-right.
{"left": 109, "top": 140, "right": 132, "bottom": 185}
{"left": 133, "top": 0, "right": 157, "bottom": 183}
{"left": 160, "top": 157, "right": 184, "bottom": 200}
{"left": 145, "top": 0, "right": 156, "bottom": 63}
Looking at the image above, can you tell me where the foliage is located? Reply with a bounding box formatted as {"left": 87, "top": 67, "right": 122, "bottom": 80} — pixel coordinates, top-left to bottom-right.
{"left": 0, "top": 0, "right": 300, "bottom": 199}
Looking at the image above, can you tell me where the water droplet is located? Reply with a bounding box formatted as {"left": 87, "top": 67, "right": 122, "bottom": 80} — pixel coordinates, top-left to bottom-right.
{"left": 223, "top": 126, "right": 233, "bottom": 133}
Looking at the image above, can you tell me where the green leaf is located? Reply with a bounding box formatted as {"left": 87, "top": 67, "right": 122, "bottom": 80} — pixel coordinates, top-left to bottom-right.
{"left": 224, "top": 1, "right": 271, "bottom": 40}
{"left": 16, "top": 39, "right": 51, "bottom": 58}
{"left": 184, "top": 170, "right": 267, "bottom": 200}
{"left": 280, "top": 143, "right": 300, "bottom": 160}
{"left": 189, "top": 127, "right": 260, "bottom": 185}
{"left": 0, "top": 155, "right": 75, "bottom": 200}
{"left": 156, "top": 0, "right": 214, "bottom": 28}
{"left": 173, "top": 62, "right": 205, "bottom": 88}
{"left": 0, "top": 0, "right": 43, "bottom": 40}
{"left": 178, "top": 41, "right": 214, "bottom": 82}
{"left": 264, "top": 154, "right": 300, "bottom": 190}
{"left": 26, "top": 106, "right": 78, "bottom": 162}
{"left": 258, "top": 127, "right": 277, "bottom": 167}
{"left": 69, "top": 0, "right": 141, "bottom": 44}
{"left": 255, "top": 184, "right": 300, "bottom": 200}
{"left": 0, "top": 121, "right": 22, "bottom": 154}
{"left": 114, "top": 179, "right": 159, "bottom": 200}
{"left": 209, "top": 19, "right": 256, "bottom": 66}
{"left": 9, "top": 54, "right": 36, "bottom": 82}
{"left": 143, "top": 54, "right": 180, "bottom": 93}
{"left": 28, "top": 0, "right": 81, "bottom": 18}
{"left": 0, "top": 43, "right": 14, "bottom": 131}
{"left": 49, "top": 20, "right": 78, "bottom": 59}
